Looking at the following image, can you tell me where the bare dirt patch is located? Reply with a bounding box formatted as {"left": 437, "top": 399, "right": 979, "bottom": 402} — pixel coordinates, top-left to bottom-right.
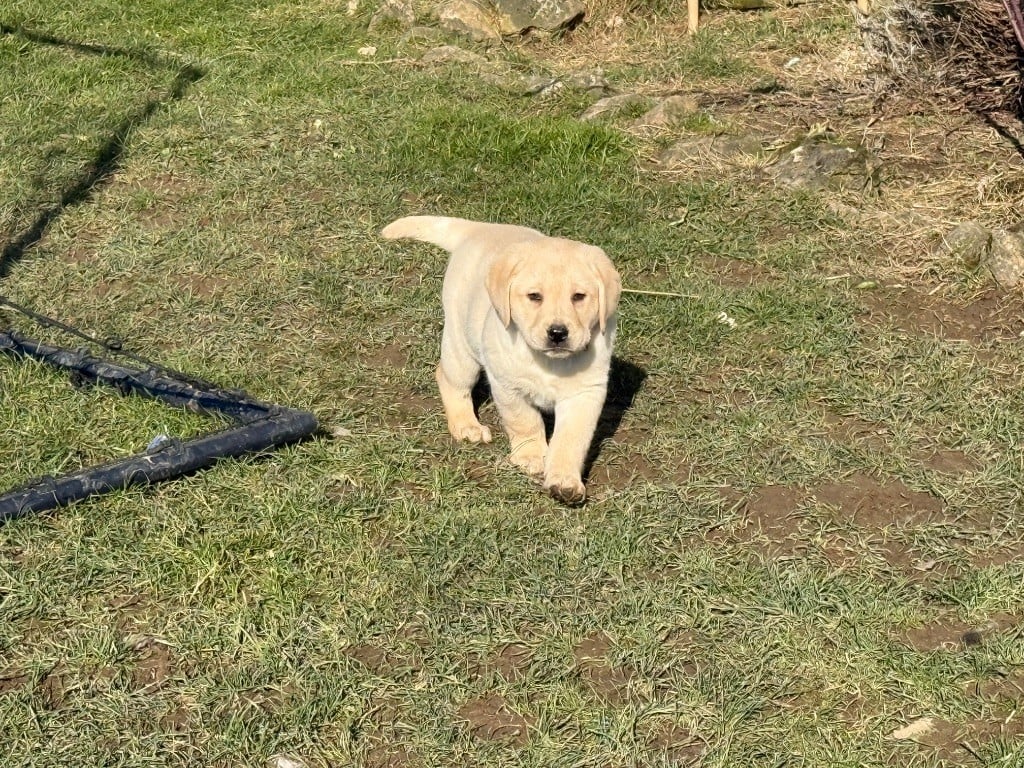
{"left": 346, "top": 643, "right": 391, "bottom": 673}
{"left": 722, "top": 484, "right": 808, "bottom": 557}
{"left": 573, "top": 632, "right": 637, "bottom": 704}
{"left": 0, "top": 669, "right": 29, "bottom": 695}
{"left": 645, "top": 722, "right": 705, "bottom": 764}
{"left": 457, "top": 693, "right": 532, "bottom": 745}
{"left": 857, "top": 287, "right": 1024, "bottom": 343}
{"left": 917, "top": 447, "right": 980, "bottom": 475}
{"left": 365, "top": 338, "right": 412, "bottom": 369}
{"left": 698, "top": 254, "right": 779, "bottom": 288}
{"left": 901, "top": 613, "right": 1019, "bottom": 652}
{"left": 812, "top": 473, "right": 944, "bottom": 528}
{"left": 129, "top": 635, "right": 176, "bottom": 692}
{"left": 488, "top": 643, "right": 533, "bottom": 681}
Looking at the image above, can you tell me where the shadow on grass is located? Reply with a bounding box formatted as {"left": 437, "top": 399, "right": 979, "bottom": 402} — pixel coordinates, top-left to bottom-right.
{"left": 584, "top": 356, "right": 647, "bottom": 480}
{"left": 470, "top": 355, "right": 647, "bottom": 480}
{"left": 0, "top": 24, "right": 204, "bottom": 279}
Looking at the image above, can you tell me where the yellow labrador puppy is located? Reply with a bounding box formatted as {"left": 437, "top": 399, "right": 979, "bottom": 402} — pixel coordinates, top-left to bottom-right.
{"left": 381, "top": 215, "right": 621, "bottom": 504}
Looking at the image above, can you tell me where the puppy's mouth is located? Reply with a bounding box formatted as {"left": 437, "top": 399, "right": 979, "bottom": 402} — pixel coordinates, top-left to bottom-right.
{"left": 543, "top": 346, "right": 576, "bottom": 358}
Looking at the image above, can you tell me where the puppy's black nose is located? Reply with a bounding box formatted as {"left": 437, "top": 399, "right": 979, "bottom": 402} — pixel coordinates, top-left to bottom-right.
{"left": 547, "top": 324, "right": 569, "bottom": 344}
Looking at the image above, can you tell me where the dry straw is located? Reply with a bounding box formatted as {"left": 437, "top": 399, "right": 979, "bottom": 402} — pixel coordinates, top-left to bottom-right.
{"left": 859, "top": 0, "right": 1024, "bottom": 116}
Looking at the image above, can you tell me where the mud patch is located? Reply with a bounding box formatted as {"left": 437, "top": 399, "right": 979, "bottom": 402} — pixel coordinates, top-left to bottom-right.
{"left": 457, "top": 693, "right": 532, "bottom": 745}
{"left": 160, "top": 703, "right": 191, "bottom": 732}
{"left": 969, "top": 667, "right": 1024, "bottom": 701}
{"left": 38, "top": 666, "right": 67, "bottom": 709}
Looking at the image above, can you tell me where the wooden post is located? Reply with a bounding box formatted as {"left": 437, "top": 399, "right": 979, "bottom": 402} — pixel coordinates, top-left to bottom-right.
{"left": 688, "top": 0, "right": 699, "bottom": 33}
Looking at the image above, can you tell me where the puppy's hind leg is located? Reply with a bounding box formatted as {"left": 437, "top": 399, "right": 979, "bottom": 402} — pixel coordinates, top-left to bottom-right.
{"left": 436, "top": 330, "right": 492, "bottom": 443}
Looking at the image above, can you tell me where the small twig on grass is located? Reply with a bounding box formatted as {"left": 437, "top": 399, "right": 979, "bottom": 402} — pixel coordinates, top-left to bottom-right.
{"left": 622, "top": 288, "right": 699, "bottom": 299}
{"left": 328, "top": 57, "right": 417, "bottom": 67}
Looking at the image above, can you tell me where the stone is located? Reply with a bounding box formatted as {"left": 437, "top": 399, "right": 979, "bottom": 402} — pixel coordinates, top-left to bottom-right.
{"left": 658, "top": 134, "right": 764, "bottom": 166}
{"left": 368, "top": 0, "right": 415, "bottom": 31}
{"left": 492, "top": 0, "right": 585, "bottom": 34}
{"left": 522, "top": 70, "right": 610, "bottom": 97}
{"left": 940, "top": 221, "right": 992, "bottom": 269}
{"left": 985, "top": 229, "right": 1024, "bottom": 288}
{"left": 579, "top": 93, "right": 653, "bottom": 121}
{"left": 437, "top": 0, "right": 500, "bottom": 40}
{"left": 770, "top": 135, "right": 877, "bottom": 191}
{"left": 633, "top": 94, "right": 701, "bottom": 128}
{"left": 435, "top": 0, "right": 584, "bottom": 39}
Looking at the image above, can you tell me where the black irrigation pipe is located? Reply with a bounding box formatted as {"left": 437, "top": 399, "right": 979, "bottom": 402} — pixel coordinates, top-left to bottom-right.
{"left": 0, "top": 330, "right": 319, "bottom": 523}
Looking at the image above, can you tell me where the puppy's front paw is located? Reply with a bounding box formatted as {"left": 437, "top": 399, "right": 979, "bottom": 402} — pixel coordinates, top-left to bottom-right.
{"left": 450, "top": 421, "right": 492, "bottom": 443}
{"left": 509, "top": 439, "right": 546, "bottom": 479}
{"left": 544, "top": 474, "right": 586, "bottom": 505}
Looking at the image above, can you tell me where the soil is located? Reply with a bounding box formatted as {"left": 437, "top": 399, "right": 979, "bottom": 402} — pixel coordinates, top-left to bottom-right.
{"left": 456, "top": 693, "right": 533, "bottom": 745}
{"left": 573, "top": 632, "right": 636, "bottom": 704}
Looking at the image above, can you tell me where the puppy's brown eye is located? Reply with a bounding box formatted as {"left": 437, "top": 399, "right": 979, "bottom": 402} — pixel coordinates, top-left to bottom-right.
{"left": 571, "top": 292, "right": 586, "bottom": 302}
{"left": 527, "top": 292, "right": 543, "bottom": 302}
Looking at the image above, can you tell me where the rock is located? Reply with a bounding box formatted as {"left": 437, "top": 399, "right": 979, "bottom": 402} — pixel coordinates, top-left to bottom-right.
{"left": 437, "top": 0, "right": 500, "bottom": 40}
{"left": 940, "top": 221, "right": 992, "bottom": 269}
{"left": 985, "top": 229, "right": 1024, "bottom": 288}
{"left": 492, "top": 0, "right": 585, "bottom": 34}
{"left": 522, "top": 70, "right": 610, "bottom": 97}
{"left": 633, "top": 94, "right": 701, "bottom": 128}
{"left": 435, "top": 0, "right": 584, "bottom": 39}
{"left": 770, "top": 135, "right": 877, "bottom": 191}
{"left": 579, "top": 93, "right": 653, "bottom": 121}
{"left": 368, "top": 0, "right": 415, "bottom": 30}
{"left": 658, "top": 134, "right": 764, "bottom": 166}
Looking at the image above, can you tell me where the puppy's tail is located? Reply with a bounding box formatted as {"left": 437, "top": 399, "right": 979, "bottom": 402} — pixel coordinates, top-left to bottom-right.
{"left": 380, "top": 216, "right": 473, "bottom": 253}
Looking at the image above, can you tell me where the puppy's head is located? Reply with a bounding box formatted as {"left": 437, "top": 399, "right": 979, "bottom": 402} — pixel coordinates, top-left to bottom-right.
{"left": 486, "top": 237, "right": 621, "bottom": 359}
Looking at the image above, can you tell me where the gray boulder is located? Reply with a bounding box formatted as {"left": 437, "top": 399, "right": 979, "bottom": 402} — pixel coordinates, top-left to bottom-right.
{"left": 434, "top": 0, "right": 584, "bottom": 39}
{"left": 770, "top": 135, "right": 877, "bottom": 192}
{"left": 579, "top": 93, "right": 654, "bottom": 121}
{"left": 658, "top": 134, "right": 764, "bottom": 166}
{"left": 493, "top": 0, "right": 585, "bottom": 34}
{"left": 940, "top": 221, "right": 992, "bottom": 269}
{"left": 633, "top": 95, "right": 701, "bottom": 129}
{"left": 986, "top": 229, "right": 1024, "bottom": 288}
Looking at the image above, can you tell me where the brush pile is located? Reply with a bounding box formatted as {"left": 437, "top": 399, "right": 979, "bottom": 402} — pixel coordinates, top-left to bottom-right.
{"left": 859, "top": 0, "right": 1024, "bottom": 116}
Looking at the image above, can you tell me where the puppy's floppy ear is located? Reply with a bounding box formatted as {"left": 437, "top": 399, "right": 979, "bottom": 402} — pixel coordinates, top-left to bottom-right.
{"left": 485, "top": 249, "right": 522, "bottom": 328}
{"left": 591, "top": 248, "right": 622, "bottom": 333}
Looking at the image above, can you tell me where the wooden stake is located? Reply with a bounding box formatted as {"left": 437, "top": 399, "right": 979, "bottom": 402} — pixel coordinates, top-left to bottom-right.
{"left": 688, "top": 0, "right": 699, "bottom": 34}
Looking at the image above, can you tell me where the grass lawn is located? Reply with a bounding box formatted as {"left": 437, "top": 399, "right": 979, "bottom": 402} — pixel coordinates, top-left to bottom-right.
{"left": 2, "top": 0, "right": 1023, "bottom": 765}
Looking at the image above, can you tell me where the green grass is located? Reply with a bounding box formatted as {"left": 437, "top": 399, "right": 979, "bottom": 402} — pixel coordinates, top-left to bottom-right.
{"left": 2, "top": 1, "right": 1024, "bottom": 766}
